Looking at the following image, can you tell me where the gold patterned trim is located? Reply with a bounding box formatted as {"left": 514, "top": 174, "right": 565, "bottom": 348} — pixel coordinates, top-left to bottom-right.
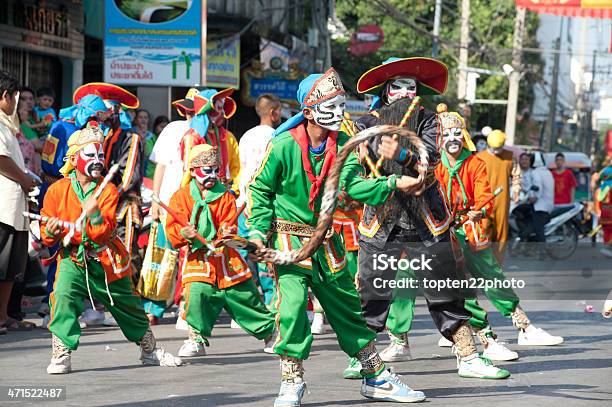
{"left": 270, "top": 219, "right": 334, "bottom": 239}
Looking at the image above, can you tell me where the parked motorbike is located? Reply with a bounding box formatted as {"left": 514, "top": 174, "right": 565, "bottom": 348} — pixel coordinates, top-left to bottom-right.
{"left": 508, "top": 202, "right": 591, "bottom": 260}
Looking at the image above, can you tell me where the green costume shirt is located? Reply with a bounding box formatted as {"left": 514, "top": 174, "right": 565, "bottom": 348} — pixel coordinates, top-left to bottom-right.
{"left": 247, "top": 129, "right": 395, "bottom": 278}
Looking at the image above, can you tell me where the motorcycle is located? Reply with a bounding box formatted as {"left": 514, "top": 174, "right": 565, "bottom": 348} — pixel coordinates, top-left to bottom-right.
{"left": 508, "top": 201, "right": 591, "bottom": 260}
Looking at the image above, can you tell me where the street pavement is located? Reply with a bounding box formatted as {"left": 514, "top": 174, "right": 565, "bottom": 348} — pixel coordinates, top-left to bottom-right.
{"left": 1, "top": 248, "right": 611, "bottom": 406}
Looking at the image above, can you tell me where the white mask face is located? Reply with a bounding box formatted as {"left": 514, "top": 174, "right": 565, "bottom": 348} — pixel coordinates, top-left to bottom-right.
{"left": 385, "top": 77, "right": 417, "bottom": 103}
{"left": 442, "top": 127, "right": 464, "bottom": 155}
{"left": 311, "top": 94, "right": 346, "bottom": 131}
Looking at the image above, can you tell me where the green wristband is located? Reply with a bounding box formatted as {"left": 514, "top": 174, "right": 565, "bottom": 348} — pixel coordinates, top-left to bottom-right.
{"left": 387, "top": 174, "right": 397, "bottom": 190}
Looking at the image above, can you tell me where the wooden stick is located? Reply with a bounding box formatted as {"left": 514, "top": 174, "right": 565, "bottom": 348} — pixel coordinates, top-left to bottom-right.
{"left": 375, "top": 96, "right": 421, "bottom": 172}
{"left": 23, "top": 212, "right": 75, "bottom": 230}
{"left": 152, "top": 194, "right": 210, "bottom": 246}
{"left": 342, "top": 113, "right": 381, "bottom": 177}
{"left": 63, "top": 164, "right": 120, "bottom": 246}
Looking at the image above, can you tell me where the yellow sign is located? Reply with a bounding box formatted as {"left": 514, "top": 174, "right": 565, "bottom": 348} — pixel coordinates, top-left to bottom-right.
{"left": 207, "top": 36, "right": 240, "bottom": 89}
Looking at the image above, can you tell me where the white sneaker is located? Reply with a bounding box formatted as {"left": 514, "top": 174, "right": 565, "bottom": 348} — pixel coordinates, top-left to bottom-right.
{"left": 103, "top": 316, "right": 118, "bottom": 327}
{"left": 178, "top": 340, "right": 206, "bottom": 357}
{"left": 141, "top": 347, "right": 183, "bottom": 367}
{"left": 175, "top": 316, "right": 189, "bottom": 331}
{"left": 361, "top": 368, "right": 426, "bottom": 403}
{"left": 438, "top": 336, "right": 453, "bottom": 347}
{"left": 264, "top": 330, "right": 279, "bottom": 354}
{"left": 47, "top": 354, "right": 71, "bottom": 374}
{"left": 81, "top": 308, "right": 105, "bottom": 326}
{"left": 274, "top": 379, "right": 307, "bottom": 407}
{"left": 518, "top": 325, "right": 564, "bottom": 346}
{"left": 310, "top": 312, "right": 327, "bottom": 335}
{"left": 379, "top": 332, "right": 412, "bottom": 362}
{"left": 481, "top": 337, "right": 519, "bottom": 361}
{"left": 457, "top": 353, "right": 510, "bottom": 379}
{"left": 230, "top": 319, "right": 241, "bottom": 329}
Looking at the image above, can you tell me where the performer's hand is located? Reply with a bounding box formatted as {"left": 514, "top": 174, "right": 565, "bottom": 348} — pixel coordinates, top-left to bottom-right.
{"left": 248, "top": 238, "right": 265, "bottom": 262}
{"left": 181, "top": 225, "right": 198, "bottom": 240}
{"left": 46, "top": 217, "right": 62, "bottom": 236}
{"left": 377, "top": 135, "right": 401, "bottom": 161}
{"left": 151, "top": 201, "right": 161, "bottom": 221}
{"left": 467, "top": 210, "right": 483, "bottom": 223}
{"left": 396, "top": 175, "right": 424, "bottom": 196}
{"left": 358, "top": 141, "right": 369, "bottom": 164}
{"left": 84, "top": 197, "right": 100, "bottom": 218}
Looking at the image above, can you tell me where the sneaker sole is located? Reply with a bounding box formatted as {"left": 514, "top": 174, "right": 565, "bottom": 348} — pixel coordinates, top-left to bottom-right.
{"left": 518, "top": 340, "right": 564, "bottom": 346}
{"left": 458, "top": 372, "right": 511, "bottom": 379}
{"left": 361, "top": 390, "right": 426, "bottom": 403}
{"left": 343, "top": 371, "right": 362, "bottom": 380}
{"left": 178, "top": 352, "right": 206, "bottom": 358}
{"left": 47, "top": 367, "right": 71, "bottom": 374}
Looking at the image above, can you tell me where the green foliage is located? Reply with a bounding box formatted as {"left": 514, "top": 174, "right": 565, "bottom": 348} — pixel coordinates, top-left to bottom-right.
{"left": 333, "top": 0, "right": 543, "bottom": 131}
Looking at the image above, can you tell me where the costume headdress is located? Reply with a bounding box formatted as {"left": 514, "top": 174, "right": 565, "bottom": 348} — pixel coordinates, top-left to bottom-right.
{"left": 357, "top": 57, "right": 448, "bottom": 110}
{"left": 188, "top": 144, "right": 219, "bottom": 169}
{"left": 436, "top": 103, "right": 476, "bottom": 152}
{"left": 273, "top": 68, "right": 345, "bottom": 136}
{"left": 72, "top": 83, "right": 139, "bottom": 131}
{"left": 487, "top": 130, "right": 506, "bottom": 149}
{"left": 59, "top": 123, "right": 105, "bottom": 176}
{"left": 189, "top": 88, "right": 237, "bottom": 138}
{"left": 58, "top": 93, "right": 108, "bottom": 129}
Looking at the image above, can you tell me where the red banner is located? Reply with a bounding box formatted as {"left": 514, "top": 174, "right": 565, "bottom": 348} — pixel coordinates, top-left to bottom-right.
{"left": 516, "top": 0, "right": 612, "bottom": 18}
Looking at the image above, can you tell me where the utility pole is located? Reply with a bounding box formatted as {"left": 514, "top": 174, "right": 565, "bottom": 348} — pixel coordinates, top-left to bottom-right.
{"left": 457, "top": 0, "right": 470, "bottom": 101}
{"left": 586, "top": 51, "right": 597, "bottom": 157}
{"left": 504, "top": 6, "right": 526, "bottom": 146}
{"left": 432, "top": 0, "right": 442, "bottom": 57}
{"left": 544, "top": 18, "right": 563, "bottom": 152}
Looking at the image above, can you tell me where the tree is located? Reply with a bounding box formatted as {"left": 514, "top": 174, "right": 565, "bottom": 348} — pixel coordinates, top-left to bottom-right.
{"left": 333, "top": 0, "right": 543, "bottom": 134}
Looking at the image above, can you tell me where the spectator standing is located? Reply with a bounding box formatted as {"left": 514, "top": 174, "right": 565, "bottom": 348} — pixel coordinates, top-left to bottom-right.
{"left": 0, "top": 71, "right": 36, "bottom": 333}
{"left": 18, "top": 87, "right": 39, "bottom": 141}
{"left": 552, "top": 152, "right": 577, "bottom": 205}
{"left": 132, "top": 109, "right": 157, "bottom": 179}
{"left": 153, "top": 115, "right": 169, "bottom": 136}
{"left": 33, "top": 87, "right": 57, "bottom": 136}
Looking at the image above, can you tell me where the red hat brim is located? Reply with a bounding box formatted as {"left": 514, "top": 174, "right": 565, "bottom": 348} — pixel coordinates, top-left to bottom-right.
{"left": 193, "top": 89, "right": 237, "bottom": 119}
{"left": 73, "top": 82, "right": 140, "bottom": 109}
{"left": 357, "top": 57, "right": 448, "bottom": 95}
{"left": 172, "top": 99, "right": 195, "bottom": 117}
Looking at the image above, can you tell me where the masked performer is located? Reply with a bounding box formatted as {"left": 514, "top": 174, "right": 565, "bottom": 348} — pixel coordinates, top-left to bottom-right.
{"left": 71, "top": 83, "right": 143, "bottom": 272}
{"left": 40, "top": 124, "right": 181, "bottom": 374}
{"left": 165, "top": 144, "right": 277, "bottom": 357}
{"left": 179, "top": 89, "right": 240, "bottom": 195}
{"left": 353, "top": 57, "right": 509, "bottom": 379}
{"left": 248, "top": 68, "right": 427, "bottom": 406}
{"left": 476, "top": 130, "right": 521, "bottom": 264}
{"left": 433, "top": 106, "right": 563, "bottom": 359}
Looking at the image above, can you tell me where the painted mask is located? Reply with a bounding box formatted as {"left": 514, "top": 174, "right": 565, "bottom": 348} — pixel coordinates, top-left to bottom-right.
{"left": 442, "top": 127, "right": 464, "bottom": 155}
{"left": 77, "top": 143, "right": 105, "bottom": 178}
{"left": 385, "top": 77, "right": 417, "bottom": 103}
{"left": 310, "top": 94, "right": 346, "bottom": 131}
{"left": 193, "top": 166, "right": 219, "bottom": 188}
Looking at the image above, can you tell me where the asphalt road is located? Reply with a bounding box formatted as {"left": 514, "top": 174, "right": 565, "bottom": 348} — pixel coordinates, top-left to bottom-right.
{"left": 1, "top": 248, "right": 611, "bottom": 407}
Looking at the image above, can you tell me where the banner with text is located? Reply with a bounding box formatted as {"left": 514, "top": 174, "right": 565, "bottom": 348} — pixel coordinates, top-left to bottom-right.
{"left": 104, "top": 0, "right": 201, "bottom": 85}
{"left": 206, "top": 36, "right": 240, "bottom": 89}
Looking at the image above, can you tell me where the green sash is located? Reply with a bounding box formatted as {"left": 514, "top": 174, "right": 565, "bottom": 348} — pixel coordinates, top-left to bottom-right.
{"left": 441, "top": 149, "right": 472, "bottom": 207}
{"left": 188, "top": 178, "right": 226, "bottom": 252}
{"left": 69, "top": 171, "right": 100, "bottom": 263}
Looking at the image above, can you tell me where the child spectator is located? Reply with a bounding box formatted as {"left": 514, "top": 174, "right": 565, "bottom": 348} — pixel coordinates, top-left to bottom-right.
{"left": 33, "top": 87, "right": 57, "bottom": 136}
